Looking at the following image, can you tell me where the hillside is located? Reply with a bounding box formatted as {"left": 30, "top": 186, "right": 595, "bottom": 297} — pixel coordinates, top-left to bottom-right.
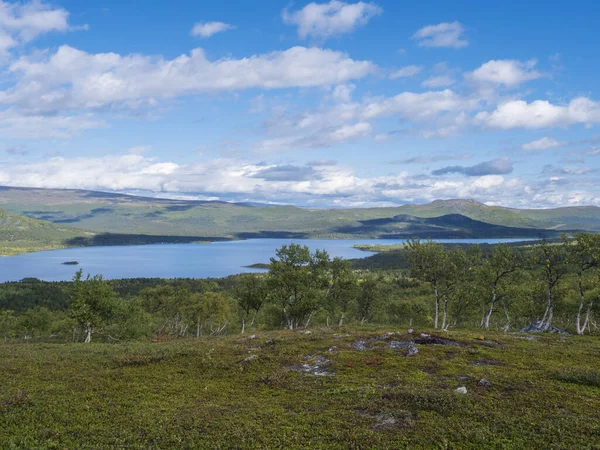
{"left": 0, "top": 186, "right": 596, "bottom": 241}
{"left": 0, "top": 208, "right": 95, "bottom": 255}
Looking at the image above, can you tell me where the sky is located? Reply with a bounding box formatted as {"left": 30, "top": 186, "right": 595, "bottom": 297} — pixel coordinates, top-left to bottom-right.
{"left": 0, "top": 0, "right": 599, "bottom": 208}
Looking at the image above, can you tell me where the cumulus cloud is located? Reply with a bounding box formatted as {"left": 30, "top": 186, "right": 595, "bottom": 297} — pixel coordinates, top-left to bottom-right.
{"left": 389, "top": 65, "right": 422, "bottom": 79}
{"left": 467, "top": 59, "right": 542, "bottom": 87}
{"left": 0, "top": 110, "right": 104, "bottom": 139}
{"left": 0, "top": 153, "right": 596, "bottom": 208}
{"left": 190, "top": 21, "right": 235, "bottom": 38}
{"left": 421, "top": 75, "right": 454, "bottom": 88}
{"left": 475, "top": 97, "right": 600, "bottom": 129}
{"left": 0, "top": 0, "right": 82, "bottom": 55}
{"left": 362, "top": 89, "right": 476, "bottom": 121}
{"left": 412, "top": 21, "right": 468, "bottom": 49}
{"left": 432, "top": 157, "right": 513, "bottom": 176}
{"left": 521, "top": 137, "right": 565, "bottom": 151}
{"left": 282, "top": 0, "right": 382, "bottom": 40}
{"left": 1, "top": 45, "right": 374, "bottom": 115}
{"left": 330, "top": 83, "right": 355, "bottom": 102}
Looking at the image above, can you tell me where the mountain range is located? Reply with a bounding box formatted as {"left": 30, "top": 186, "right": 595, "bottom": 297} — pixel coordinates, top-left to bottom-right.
{"left": 0, "top": 186, "right": 599, "bottom": 254}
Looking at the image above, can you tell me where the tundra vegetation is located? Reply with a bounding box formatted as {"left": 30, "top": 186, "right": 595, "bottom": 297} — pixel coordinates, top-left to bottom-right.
{"left": 1, "top": 234, "right": 600, "bottom": 448}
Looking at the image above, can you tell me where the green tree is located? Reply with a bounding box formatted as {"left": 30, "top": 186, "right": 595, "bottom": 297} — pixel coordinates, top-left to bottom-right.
{"left": 18, "top": 307, "right": 52, "bottom": 339}
{"left": 69, "top": 270, "right": 119, "bottom": 343}
{"left": 267, "top": 244, "right": 331, "bottom": 329}
{"left": 407, "top": 240, "right": 466, "bottom": 329}
{"left": 533, "top": 240, "right": 570, "bottom": 330}
{"left": 477, "top": 245, "right": 519, "bottom": 330}
{"left": 188, "top": 291, "right": 232, "bottom": 336}
{"left": 326, "top": 257, "right": 358, "bottom": 327}
{"left": 0, "top": 309, "right": 16, "bottom": 341}
{"left": 234, "top": 274, "right": 268, "bottom": 334}
{"left": 565, "top": 233, "right": 600, "bottom": 334}
{"left": 356, "top": 275, "right": 380, "bottom": 324}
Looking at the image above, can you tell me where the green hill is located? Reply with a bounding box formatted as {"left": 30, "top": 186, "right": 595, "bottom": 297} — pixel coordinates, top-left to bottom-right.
{"left": 0, "top": 187, "right": 597, "bottom": 247}
{"left": 0, "top": 208, "right": 95, "bottom": 255}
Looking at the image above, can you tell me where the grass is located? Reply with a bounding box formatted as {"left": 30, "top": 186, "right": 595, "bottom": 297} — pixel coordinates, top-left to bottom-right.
{"left": 2, "top": 329, "right": 600, "bottom": 449}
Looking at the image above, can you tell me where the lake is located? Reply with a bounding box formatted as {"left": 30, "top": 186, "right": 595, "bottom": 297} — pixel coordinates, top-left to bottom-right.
{"left": 0, "top": 238, "right": 532, "bottom": 282}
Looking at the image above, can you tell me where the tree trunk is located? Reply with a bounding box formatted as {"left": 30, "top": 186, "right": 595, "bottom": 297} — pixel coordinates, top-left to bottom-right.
{"left": 502, "top": 301, "right": 510, "bottom": 332}
{"left": 441, "top": 296, "right": 448, "bottom": 331}
{"left": 249, "top": 310, "right": 258, "bottom": 330}
{"left": 433, "top": 284, "right": 439, "bottom": 329}
{"left": 541, "top": 285, "right": 553, "bottom": 329}
{"left": 304, "top": 310, "right": 315, "bottom": 328}
{"left": 338, "top": 312, "right": 345, "bottom": 327}
{"left": 197, "top": 319, "right": 201, "bottom": 338}
{"left": 84, "top": 326, "right": 92, "bottom": 343}
{"left": 241, "top": 317, "right": 245, "bottom": 335}
{"left": 582, "top": 296, "right": 595, "bottom": 332}
{"left": 483, "top": 290, "right": 497, "bottom": 331}
{"left": 576, "top": 274, "right": 585, "bottom": 335}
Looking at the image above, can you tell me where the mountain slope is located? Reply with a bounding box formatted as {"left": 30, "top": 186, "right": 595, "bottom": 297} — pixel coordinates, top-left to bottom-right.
{"left": 0, "top": 208, "right": 94, "bottom": 255}
{"left": 0, "top": 186, "right": 597, "bottom": 240}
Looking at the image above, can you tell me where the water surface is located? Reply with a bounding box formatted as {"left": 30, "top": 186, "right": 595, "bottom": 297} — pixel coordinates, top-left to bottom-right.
{"left": 0, "top": 238, "right": 531, "bottom": 282}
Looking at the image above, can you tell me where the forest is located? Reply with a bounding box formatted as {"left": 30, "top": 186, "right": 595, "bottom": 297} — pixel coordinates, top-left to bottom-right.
{"left": 2, "top": 233, "right": 599, "bottom": 343}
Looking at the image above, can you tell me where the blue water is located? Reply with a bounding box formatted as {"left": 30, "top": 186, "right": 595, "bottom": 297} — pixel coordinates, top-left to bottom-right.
{"left": 0, "top": 238, "right": 532, "bottom": 282}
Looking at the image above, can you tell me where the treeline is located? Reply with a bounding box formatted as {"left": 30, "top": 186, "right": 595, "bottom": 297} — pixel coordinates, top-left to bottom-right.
{"left": 1, "top": 234, "right": 599, "bottom": 342}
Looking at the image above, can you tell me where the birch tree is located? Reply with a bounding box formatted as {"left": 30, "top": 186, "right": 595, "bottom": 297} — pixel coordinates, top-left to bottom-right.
{"left": 69, "top": 270, "right": 118, "bottom": 343}
{"left": 565, "top": 233, "right": 600, "bottom": 334}
{"left": 477, "top": 245, "right": 518, "bottom": 330}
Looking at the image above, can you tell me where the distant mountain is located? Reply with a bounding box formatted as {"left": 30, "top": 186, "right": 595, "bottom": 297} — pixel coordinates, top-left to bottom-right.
{"left": 0, "top": 186, "right": 597, "bottom": 245}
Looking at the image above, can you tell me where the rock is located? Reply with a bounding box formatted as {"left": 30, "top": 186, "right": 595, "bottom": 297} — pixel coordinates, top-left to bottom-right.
{"left": 407, "top": 328, "right": 414, "bottom": 334}
{"left": 420, "top": 333, "right": 430, "bottom": 338}
{"left": 388, "top": 340, "right": 414, "bottom": 350}
{"left": 299, "top": 330, "right": 312, "bottom": 335}
{"left": 333, "top": 333, "right": 351, "bottom": 339}
{"left": 455, "top": 386, "right": 468, "bottom": 394}
{"left": 381, "top": 332, "right": 396, "bottom": 340}
{"left": 353, "top": 340, "right": 369, "bottom": 351}
{"left": 406, "top": 346, "right": 419, "bottom": 357}
{"left": 240, "top": 355, "right": 258, "bottom": 364}
{"left": 328, "top": 346, "right": 337, "bottom": 353}
{"left": 247, "top": 334, "right": 256, "bottom": 340}
{"left": 478, "top": 378, "right": 491, "bottom": 387}
{"left": 520, "top": 321, "right": 570, "bottom": 335}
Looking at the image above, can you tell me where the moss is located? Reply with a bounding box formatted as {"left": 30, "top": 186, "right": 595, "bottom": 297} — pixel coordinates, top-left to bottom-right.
{"left": 1, "top": 329, "right": 600, "bottom": 448}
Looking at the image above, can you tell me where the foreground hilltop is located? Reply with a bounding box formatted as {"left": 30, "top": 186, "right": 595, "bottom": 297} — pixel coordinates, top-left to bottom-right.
{"left": 0, "top": 186, "right": 598, "bottom": 242}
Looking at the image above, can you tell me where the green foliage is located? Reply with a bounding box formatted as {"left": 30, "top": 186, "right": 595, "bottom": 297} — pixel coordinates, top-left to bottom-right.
{"left": 69, "top": 270, "right": 120, "bottom": 343}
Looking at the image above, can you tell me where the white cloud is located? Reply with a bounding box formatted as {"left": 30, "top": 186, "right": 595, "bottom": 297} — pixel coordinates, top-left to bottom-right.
{"left": 467, "top": 59, "right": 542, "bottom": 87}
{"left": 0, "top": 110, "right": 104, "bottom": 139}
{"left": 282, "top": 0, "right": 382, "bottom": 40}
{"left": 361, "top": 89, "right": 475, "bottom": 121}
{"left": 190, "top": 21, "right": 235, "bottom": 38}
{"left": 421, "top": 75, "right": 454, "bottom": 88}
{"left": 389, "top": 65, "right": 422, "bottom": 79}
{"left": 1, "top": 153, "right": 598, "bottom": 208}
{"left": 475, "top": 97, "right": 600, "bottom": 130}
{"left": 330, "top": 83, "right": 355, "bottom": 102}
{"left": 1, "top": 45, "right": 375, "bottom": 114}
{"left": 521, "top": 137, "right": 565, "bottom": 151}
{"left": 412, "top": 21, "right": 468, "bottom": 49}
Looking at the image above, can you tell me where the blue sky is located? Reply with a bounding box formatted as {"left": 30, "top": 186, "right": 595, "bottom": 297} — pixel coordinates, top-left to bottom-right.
{"left": 0, "top": 0, "right": 599, "bottom": 208}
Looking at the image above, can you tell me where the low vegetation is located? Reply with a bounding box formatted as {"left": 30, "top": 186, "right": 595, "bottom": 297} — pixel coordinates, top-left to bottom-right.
{"left": 1, "top": 329, "right": 600, "bottom": 448}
